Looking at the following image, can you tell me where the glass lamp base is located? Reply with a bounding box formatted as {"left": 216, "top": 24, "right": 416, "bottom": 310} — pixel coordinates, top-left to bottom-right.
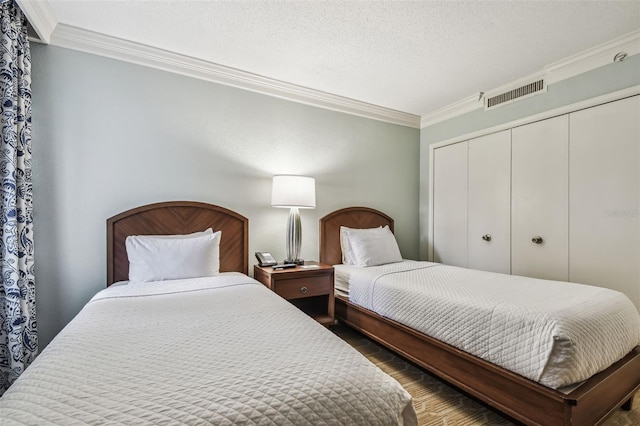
{"left": 285, "top": 207, "right": 303, "bottom": 265}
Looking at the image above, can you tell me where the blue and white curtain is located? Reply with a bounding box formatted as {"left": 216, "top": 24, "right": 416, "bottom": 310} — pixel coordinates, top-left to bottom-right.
{"left": 0, "top": 0, "right": 35, "bottom": 395}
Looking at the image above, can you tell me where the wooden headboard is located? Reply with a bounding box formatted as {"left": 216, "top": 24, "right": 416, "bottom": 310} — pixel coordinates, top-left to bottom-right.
{"left": 107, "top": 201, "right": 248, "bottom": 286}
{"left": 319, "top": 206, "right": 394, "bottom": 266}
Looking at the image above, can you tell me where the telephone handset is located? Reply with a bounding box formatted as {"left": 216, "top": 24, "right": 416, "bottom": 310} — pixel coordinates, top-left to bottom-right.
{"left": 255, "top": 252, "right": 277, "bottom": 267}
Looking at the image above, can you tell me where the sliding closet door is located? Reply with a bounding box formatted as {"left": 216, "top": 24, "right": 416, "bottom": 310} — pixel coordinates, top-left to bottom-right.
{"left": 511, "top": 116, "right": 569, "bottom": 281}
{"left": 467, "top": 130, "right": 511, "bottom": 274}
{"left": 433, "top": 141, "right": 467, "bottom": 267}
{"left": 569, "top": 95, "right": 640, "bottom": 309}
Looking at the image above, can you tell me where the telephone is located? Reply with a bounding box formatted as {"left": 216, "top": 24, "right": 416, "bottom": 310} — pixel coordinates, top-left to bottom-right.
{"left": 255, "top": 251, "right": 277, "bottom": 267}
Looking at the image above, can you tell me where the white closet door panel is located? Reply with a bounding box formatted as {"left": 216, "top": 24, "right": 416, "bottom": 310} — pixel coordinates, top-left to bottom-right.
{"left": 467, "top": 130, "right": 511, "bottom": 274}
{"left": 512, "top": 115, "right": 569, "bottom": 281}
{"left": 433, "top": 141, "right": 468, "bottom": 267}
{"left": 569, "top": 95, "right": 640, "bottom": 309}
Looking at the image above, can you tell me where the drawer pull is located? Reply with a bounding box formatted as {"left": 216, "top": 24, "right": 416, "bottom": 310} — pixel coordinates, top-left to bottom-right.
{"left": 300, "top": 286, "right": 308, "bottom": 294}
{"left": 532, "top": 236, "right": 543, "bottom": 244}
{"left": 482, "top": 234, "right": 492, "bottom": 242}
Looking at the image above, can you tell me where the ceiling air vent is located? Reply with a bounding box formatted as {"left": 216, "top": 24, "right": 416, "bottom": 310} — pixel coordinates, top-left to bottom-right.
{"left": 485, "top": 79, "right": 546, "bottom": 110}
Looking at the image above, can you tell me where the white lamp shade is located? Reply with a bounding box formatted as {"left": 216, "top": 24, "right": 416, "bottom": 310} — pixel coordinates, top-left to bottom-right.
{"left": 271, "top": 175, "right": 316, "bottom": 208}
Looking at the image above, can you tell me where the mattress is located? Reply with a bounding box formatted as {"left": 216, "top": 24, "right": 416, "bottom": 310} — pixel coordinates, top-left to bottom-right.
{"left": 334, "top": 263, "right": 354, "bottom": 295}
{"left": 337, "top": 260, "right": 640, "bottom": 389}
{"left": 0, "top": 273, "right": 417, "bottom": 425}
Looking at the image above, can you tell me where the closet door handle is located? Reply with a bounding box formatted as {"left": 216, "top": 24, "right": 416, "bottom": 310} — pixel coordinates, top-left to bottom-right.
{"left": 482, "top": 234, "right": 492, "bottom": 242}
{"left": 531, "top": 236, "right": 543, "bottom": 244}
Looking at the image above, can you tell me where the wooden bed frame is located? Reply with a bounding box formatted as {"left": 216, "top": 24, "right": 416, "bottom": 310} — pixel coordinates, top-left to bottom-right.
{"left": 107, "top": 201, "right": 248, "bottom": 286}
{"left": 320, "top": 206, "right": 640, "bottom": 426}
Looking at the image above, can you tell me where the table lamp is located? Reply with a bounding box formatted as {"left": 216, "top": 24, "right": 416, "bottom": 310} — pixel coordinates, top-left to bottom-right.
{"left": 271, "top": 175, "right": 316, "bottom": 264}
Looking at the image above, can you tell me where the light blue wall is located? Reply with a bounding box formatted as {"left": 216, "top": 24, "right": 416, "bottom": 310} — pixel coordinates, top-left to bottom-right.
{"left": 32, "top": 41, "right": 638, "bottom": 349}
{"left": 31, "top": 44, "right": 420, "bottom": 348}
{"left": 419, "top": 54, "right": 640, "bottom": 259}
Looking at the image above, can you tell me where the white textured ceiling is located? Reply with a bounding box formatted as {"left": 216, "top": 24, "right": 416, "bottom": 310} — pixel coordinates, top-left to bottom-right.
{"left": 46, "top": 0, "right": 640, "bottom": 117}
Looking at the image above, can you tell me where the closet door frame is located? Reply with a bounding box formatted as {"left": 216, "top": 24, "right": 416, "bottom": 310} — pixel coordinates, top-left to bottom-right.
{"left": 427, "top": 85, "right": 639, "bottom": 262}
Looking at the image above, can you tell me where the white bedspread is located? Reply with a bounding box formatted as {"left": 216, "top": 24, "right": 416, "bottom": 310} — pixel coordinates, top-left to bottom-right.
{"left": 0, "top": 273, "right": 416, "bottom": 425}
{"left": 341, "top": 261, "right": 640, "bottom": 389}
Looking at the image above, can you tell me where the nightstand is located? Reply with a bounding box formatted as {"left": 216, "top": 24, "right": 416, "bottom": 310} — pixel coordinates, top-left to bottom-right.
{"left": 254, "top": 261, "right": 335, "bottom": 326}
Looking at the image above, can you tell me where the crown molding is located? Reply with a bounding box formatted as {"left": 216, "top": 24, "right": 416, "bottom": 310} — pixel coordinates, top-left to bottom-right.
{"left": 420, "top": 29, "right": 640, "bottom": 128}
{"left": 420, "top": 94, "right": 482, "bottom": 128}
{"left": 16, "top": 0, "right": 57, "bottom": 44}
{"left": 22, "top": 1, "right": 636, "bottom": 131}
{"left": 45, "top": 24, "right": 420, "bottom": 128}
{"left": 545, "top": 29, "right": 640, "bottom": 84}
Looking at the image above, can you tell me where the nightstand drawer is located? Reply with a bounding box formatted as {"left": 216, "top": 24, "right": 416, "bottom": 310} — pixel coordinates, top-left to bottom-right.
{"left": 275, "top": 276, "right": 331, "bottom": 300}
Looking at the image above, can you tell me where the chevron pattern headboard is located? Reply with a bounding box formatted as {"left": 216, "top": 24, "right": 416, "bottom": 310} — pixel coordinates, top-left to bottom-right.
{"left": 319, "top": 206, "right": 393, "bottom": 266}
{"left": 106, "top": 201, "right": 248, "bottom": 285}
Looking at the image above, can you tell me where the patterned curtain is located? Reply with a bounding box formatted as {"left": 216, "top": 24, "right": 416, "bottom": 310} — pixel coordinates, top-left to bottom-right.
{"left": 0, "top": 0, "right": 35, "bottom": 395}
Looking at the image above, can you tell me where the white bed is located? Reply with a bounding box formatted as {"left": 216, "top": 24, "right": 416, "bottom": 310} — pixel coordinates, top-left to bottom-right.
{"left": 0, "top": 202, "right": 417, "bottom": 425}
{"left": 0, "top": 274, "right": 416, "bottom": 425}
{"left": 320, "top": 206, "right": 640, "bottom": 426}
{"left": 335, "top": 260, "right": 640, "bottom": 390}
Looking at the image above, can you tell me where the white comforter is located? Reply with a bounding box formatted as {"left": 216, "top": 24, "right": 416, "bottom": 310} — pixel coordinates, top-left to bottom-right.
{"left": 0, "top": 273, "right": 416, "bottom": 425}
{"left": 341, "top": 261, "right": 640, "bottom": 389}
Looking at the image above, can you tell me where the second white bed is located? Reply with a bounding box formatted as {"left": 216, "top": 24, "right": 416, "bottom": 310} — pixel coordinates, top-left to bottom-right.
{"left": 335, "top": 260, "right": 640, "bottom": 389}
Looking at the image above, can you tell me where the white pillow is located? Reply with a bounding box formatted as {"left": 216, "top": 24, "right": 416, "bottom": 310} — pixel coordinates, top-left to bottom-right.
{"left": 126, "top": 229, "right": 221, "bottom": 282}
{"left": 345, "top": 225, "right": 402, "bottom": 267}
{"left": 340, "top": 226, "right": 382, "bottom": 264}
